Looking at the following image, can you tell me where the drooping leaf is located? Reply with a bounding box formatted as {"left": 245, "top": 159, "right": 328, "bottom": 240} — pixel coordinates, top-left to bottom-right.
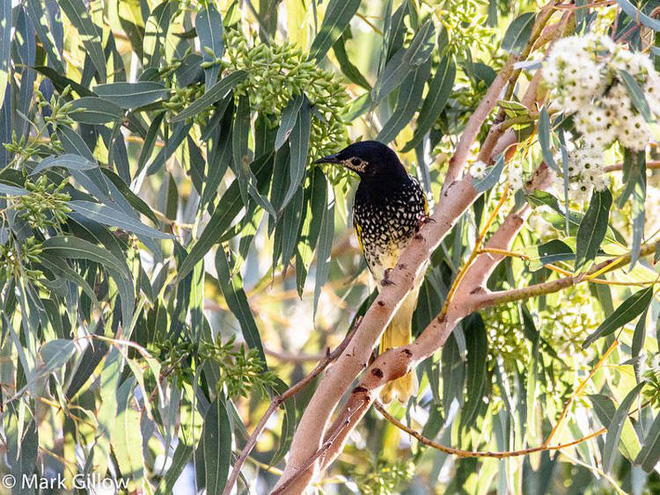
{"left": 94, "top": 82, "right": 170, "bottom": 109}
{"left": 619, "top": 70, "right": 652, "bottom": 121}
{"left": 333, "top": 33, "right": 372, "bottom": 90}
{"left": 377, "top": 59, "right": 431, "bottom": 143}
{"left": 171, "top": 70, "right": 247, "bottom": 122}
{"left": 575, "top": 188, "right": 612, "bottom": 272}
{"left": 461, "top": 314, "right": 488, "bottom": 430}
{"left": 617, "top": 0, "right": 660, "bottom": 33}
{"left": 195, "top": 394, "right": 232, "bottom": 493}
{"left": 372, "top": 20, "right": 435, "bottom": 104}
{"left": 281, "top": 95, "right": 311, "bottom": 211}
{"left": 40, "top": 339, "right": 76, "bottom": 373}
{"left": 583, "top": 286, "right": 654, "bottom": 348}
{"left": 635, "top": 412, "right": 660, "bottom": 473}
{"left": 69, "top": 97, "right": 124, "bottom": 125}
{"left": 26, "top": 0, "right": 64, "bottom": 73}
{"left": 196, "top": 3, "right": 224, "bottom": 88}
{"left": 177, "top": 154, "right": 273, "bottom": 280}
{"left": 59, "top": 0, "right": 107, "bottom": 81}
{"left": 215, "top": 249, "right": 267, "bottom": 365}
{"left": 538, "top": 107, "right": 558, "bottom": 172}
{"left": 309, "top": 0, "right": 361, "bottom": 61}
{"left": 472, "top": 154, "right": 505, "bottom": 192}
{"left": 501, "top": 12, "right": 536, "bottom": 54}
{"left": 275, "top": 95, "right": 304, "bottom": 150}
{"left": 0, "top": 0, "right": 11, "bottom": 105}
{"left": 31, "top": 154, "right": 97, "bottom": 175}
{"left": 313, "top": 177, "right": 335, "bottom": 315}
{"left": 143, "top": 1, "right": 173, "bottom": 68}
{"left": 603, "top": 382, "right": 646, "bottom": 473}
{"left": 403, "top": 55, "right": 456, "bottom": 151}
{"left": 68, "top": 200, "right": 171, "bottom": 239}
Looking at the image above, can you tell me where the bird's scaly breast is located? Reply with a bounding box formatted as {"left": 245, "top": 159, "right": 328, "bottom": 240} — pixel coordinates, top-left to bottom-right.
{"left": 353, "top": 178, "right": 426, "bottom": 281}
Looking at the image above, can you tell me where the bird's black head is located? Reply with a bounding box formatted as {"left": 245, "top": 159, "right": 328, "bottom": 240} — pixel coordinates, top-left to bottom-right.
{"left": 315, "top": 141, "right": 407, "bottom": 180}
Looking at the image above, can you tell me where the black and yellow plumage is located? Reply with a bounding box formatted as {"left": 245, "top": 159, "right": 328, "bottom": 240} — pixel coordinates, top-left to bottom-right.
{"left": 316, "top": 141, "right": 428, "bottom": 403}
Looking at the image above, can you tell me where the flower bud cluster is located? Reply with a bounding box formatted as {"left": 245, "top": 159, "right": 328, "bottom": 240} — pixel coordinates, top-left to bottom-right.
{"left": 222, "top": 31, "right": 349, "bottom": 160}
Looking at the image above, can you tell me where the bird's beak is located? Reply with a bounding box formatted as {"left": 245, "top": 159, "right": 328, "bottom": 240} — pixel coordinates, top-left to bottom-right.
{"left": 314, "top": 153, "right": 341, "bottom": 165}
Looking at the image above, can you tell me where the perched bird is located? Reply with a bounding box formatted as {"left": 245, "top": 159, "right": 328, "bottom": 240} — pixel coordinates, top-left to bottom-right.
{"left": 316, "top": 141, "right": 428, "bottom": 403}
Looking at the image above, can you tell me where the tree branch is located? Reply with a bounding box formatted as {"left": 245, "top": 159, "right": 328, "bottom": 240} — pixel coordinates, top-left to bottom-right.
{"left": 222, "top": 323, "right": 359, "bottom": 495}
{"left": 470, "top": 239, "right": 660, "bottom": 312}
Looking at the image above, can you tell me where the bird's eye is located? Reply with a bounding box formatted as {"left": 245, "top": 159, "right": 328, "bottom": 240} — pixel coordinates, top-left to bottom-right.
{"left": 351, "top": 158, "right": 361, "bottom": 166}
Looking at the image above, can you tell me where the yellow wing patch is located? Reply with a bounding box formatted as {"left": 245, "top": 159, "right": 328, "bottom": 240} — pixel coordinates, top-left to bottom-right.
{"left": 354, "top": 221, "right": 364, "bottom": 252}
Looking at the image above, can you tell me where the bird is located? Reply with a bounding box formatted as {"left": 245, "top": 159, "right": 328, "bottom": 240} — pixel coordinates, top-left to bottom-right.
{"left": 315, "top": 140, "right": 428, "bottom": 403}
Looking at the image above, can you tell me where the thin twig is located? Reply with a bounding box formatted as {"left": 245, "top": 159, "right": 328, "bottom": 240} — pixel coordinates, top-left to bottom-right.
{"left": 375, "top": 401, "right": 605, "bottom": 458}
{"left": 222, "top": 323, "right": 360, "bottom": 495}
{"left": 543, "top": 339, "right": 619, "bottom": 447}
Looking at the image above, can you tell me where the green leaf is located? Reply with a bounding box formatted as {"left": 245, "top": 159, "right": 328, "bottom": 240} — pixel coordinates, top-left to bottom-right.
{"left": 472, "top": 154, "right": 505, "bottom": 192}
{"left": 442, "top": 333, "right": 465, "bottom": 413}
{"left": 575, "top": 188, "right": 612, "bottom": 272}
{"left": 538, "top": 107, "right": 558, "bottom": 172}
{"left": 269, "top": 378, "right": 296, "bottom": 465}
{"left": 154, "top": 442, "right": 194, "bottom": 495}
{"left": 112, "top": 377, "right": 145, "bottom": 486}
{"left": 281, "top": 95, "right": 311, "bottom": 211}
{"left": 118, "top": 0, "right": 145, "bottom": 59}
{"left": 31, "top": 154, "right": 97, "bottom": 175}
{"left": 372, "top": 20, "right": 435, "bottom": 104}
{"left": 635, "top": 412, "right": 660, "bottom": 473}
{"left": 41, "top": 237, "right": 135, "bottom": 325}
{"left": 501, "top": 12, "right": 536, "bottom": 54}
{"left": 603, "top": 382, "right": 646, "bottom": 473}
{"left": 0, "top": 184, "right": 29, "bottom": 196}
{"left": 314, "top": 183, "right": 335, "bottom": 316}
{"left": 583, "top": 286, "right": 654, "bottom": 348}
{"left": 26, "top": 0, "right": 64, "bottom": 73}
{"left": 40, "top": 339, "right": 76, "bottom": 374}
{"left": 275, "top": 96, "right": 304, "bottom": 151}
{"left": 461, "top": 314, "right": 488, "bottom": 431}
{"left": 617, "top": 0, "right": 660, "bottom": 32}
{"left": 333, "top": 33, "right": 372, "bottom": 90}
{"left": 0, "top": 0, "right": 11, "bottom": 105}
{"left": 93, "top": 82, "right": 170, "bottom": 109}
{"left": 403, "top": 55, "right": 456, "bottom": 151}
{"left": 171, "top": 70, "right": 247, "bottom": 122}
{"left": 69, "top": 97, "right": 124, "bottom": 125}
{"left": 177, "top": 155, "right": 273, "bottom": 280}
{"left": 196, "top": 3, "right": 224, "bottom": 88}
{"left": 143, "top": 1, "right": 173, "bottom": 68}
{"left": 59, "top": 0, "right": 107, "bottom": 81}
{"left": 215, "top": 249, "right": 267, "bottom": 365}
{"left": 309, "top": 0, "right": 361, "bottom": 61}
{"left": 68, "top": 200, "right": 171, "bottom": 239}
{"left": 195, "top": 395, "right": 232, "bottom": 493}
{"left": 377, "top": 59, "right": 431, "bottom": 143}
{"left": 619, "top": 70, "right": 652, "bottom": 121}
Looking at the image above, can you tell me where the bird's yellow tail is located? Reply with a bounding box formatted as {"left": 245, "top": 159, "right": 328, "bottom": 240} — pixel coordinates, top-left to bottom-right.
{"left": 379, "top": 291, "right": 418, "bottom": 404}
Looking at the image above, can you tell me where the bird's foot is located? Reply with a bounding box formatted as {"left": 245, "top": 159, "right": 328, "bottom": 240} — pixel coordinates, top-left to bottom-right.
{"left": 416, "top": 213, "right": 435, "bottom": 231}
{"left": 380, "top": 268, "right": 396, "bottom": 286}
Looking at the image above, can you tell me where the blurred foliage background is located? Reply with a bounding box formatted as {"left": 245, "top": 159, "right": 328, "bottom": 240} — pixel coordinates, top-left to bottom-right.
{"left": 0, "top": 0, "right": 659, "bottom": 494}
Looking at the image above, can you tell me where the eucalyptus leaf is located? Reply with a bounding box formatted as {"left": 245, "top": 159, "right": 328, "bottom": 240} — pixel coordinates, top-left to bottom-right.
{"left": 583, "top": 286, "right": 654, "bottom": 348}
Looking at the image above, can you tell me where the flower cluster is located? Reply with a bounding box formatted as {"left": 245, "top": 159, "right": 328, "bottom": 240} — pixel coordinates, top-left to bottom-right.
{"left": 543, "top": 34, "right": 658, "bottom": 151}
{"left": 556, "top": 142, "right": 610, "bottom": 202}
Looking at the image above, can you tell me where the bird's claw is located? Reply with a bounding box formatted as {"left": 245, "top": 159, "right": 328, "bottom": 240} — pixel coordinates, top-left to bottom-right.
{"left": 380, "top": 268, "right": 396, "bottom": 286}
{"left": 416, "top": 214, "right": 435, "bottom": 231}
